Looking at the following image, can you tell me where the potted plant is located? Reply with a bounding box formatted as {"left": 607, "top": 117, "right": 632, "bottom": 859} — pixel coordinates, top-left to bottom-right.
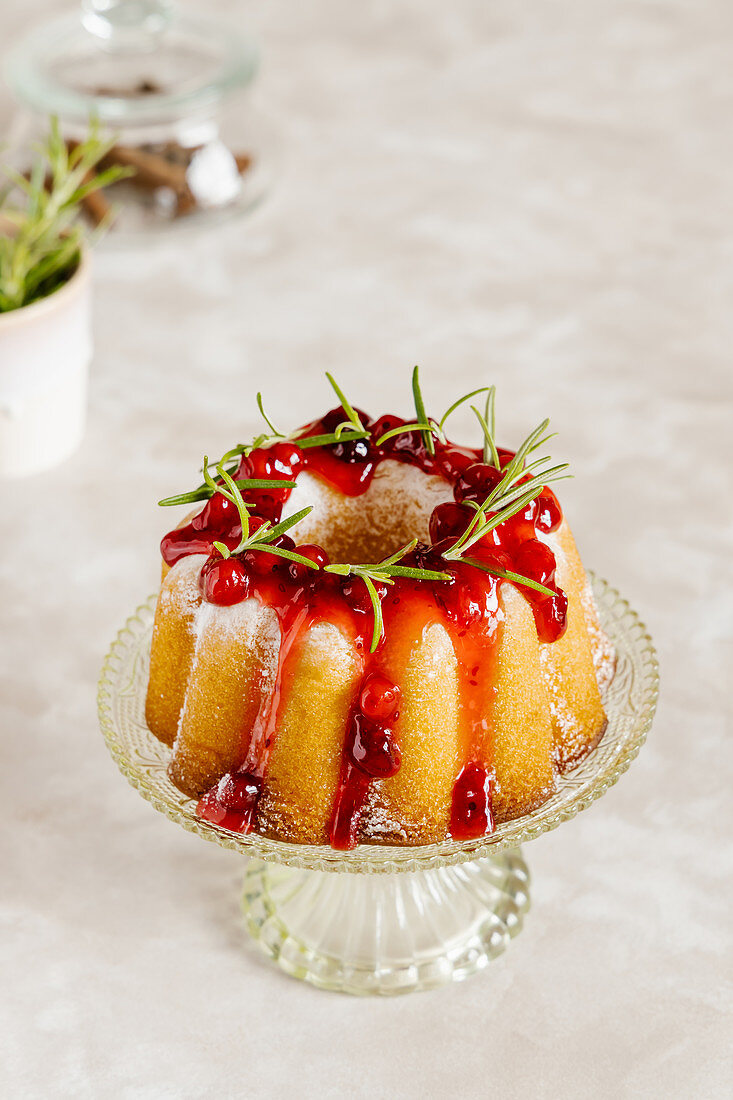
{"left": 0, "top": 119, "right": 128, "bottom": 477}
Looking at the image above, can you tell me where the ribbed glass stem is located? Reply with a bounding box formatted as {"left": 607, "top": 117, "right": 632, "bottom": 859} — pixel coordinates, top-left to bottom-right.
{"left": 242, "top": 851, "right": 530, "bottom": 994}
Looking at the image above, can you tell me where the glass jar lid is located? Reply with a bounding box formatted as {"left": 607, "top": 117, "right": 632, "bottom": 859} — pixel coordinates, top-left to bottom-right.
{"left": 4, "top": 1, "right": 259, "bottom": 127}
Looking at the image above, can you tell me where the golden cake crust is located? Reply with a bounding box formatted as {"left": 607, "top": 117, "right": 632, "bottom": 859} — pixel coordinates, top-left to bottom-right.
{"left": 147, "top": 531, "right": 612, "bottom": 846}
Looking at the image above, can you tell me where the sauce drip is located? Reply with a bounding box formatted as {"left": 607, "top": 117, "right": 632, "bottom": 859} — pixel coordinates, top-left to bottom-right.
{"left": 330, "top": 674, "right": 402, "bottom": 849}
{"left": 162, "top": 407, "right": 566, "bottom": 847}
{"left": 450, "top": 763, "right": 494, "bottom": 840}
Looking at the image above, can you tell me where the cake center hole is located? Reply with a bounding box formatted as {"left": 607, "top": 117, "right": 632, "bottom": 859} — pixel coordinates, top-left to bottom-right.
{"left": 283, "top": 461, "right": 454, "bottom": 565}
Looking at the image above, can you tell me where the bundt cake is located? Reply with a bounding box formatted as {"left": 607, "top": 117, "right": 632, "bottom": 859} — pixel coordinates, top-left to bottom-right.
{"left": 146, "top": 371, "right": 615, "bottom": 848}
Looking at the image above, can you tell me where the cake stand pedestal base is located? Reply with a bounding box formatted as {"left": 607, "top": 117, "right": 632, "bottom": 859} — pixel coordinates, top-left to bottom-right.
{"left": 241, "top": 848, "right": 530, "bottom": 995}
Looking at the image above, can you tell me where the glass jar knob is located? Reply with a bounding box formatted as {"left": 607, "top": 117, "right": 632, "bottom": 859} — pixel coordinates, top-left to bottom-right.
{"left": 80, "top": 0, "right": 174, "bottom": 53}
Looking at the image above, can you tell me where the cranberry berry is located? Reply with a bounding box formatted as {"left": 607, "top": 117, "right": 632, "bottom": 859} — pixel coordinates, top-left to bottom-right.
{"left": 348, "top": 713, "right": 401, "bottom": 779}
{"left": 286, "top": 543, "right": 330, "bottom": 583}
{"left": 296, "top": 543, "right": 330, "bottom": 569}
{"left": 535, "top": 489, "right": 563, "bottom": 534}
{"left": 450, "top": 762, "right": 493, "bottom": 840}
{"left": 429, "top": 501, "right": 471, "bottom": 544}
{"left": 534, "top": 589, "right": 568, "bottom": 643}
{"left": 454, "top": 462, "right": 505, "bottom": 504}
{"left": 341, "top": 577, "right": 388, "bottom": 613}
{"left": 197, "top": 490, "right": 236, "bottom": 530}
{"left": 359, "top": 673, "right": 401, "bottom": 722}
{"left": 513, "top": 538, "right": 556, "bottom": 587}
{"left": 201, "top": 557, "right": 250, "bottom": 605}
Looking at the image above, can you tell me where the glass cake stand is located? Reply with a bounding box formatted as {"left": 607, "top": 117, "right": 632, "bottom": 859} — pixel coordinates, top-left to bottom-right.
{"left": 98, "top": 575, "right": 658, "bottom": 995}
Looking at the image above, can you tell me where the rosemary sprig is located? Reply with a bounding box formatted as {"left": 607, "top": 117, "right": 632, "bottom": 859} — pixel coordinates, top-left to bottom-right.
{"left": 295, "top": 373, "right": 371, "bottom": 449}
{"left": 373, "top": 420, "right": 433, "bottom": 446}
{"left": 219, "top": 444, "right": 247, "bottom": 464}
{"left": 0, "top": 117, "right": 132, "bottom": 313}
{"left": 256, "top": 392, "right": 284, "bottom": 438}
{"left": 445, "top": 484, "right": 547, "bottom": 560}
{"left": 298, "top": 430, "right": 370, "bottom": 450}
{"left": 411, "top": 365, "right": 436, "bottom": 455}
{"left": 287, "top": 373, "right": 372, "bottom": 450}
{"left": 199, "top": 390, "right": 289, "bottom": 473}
{"left": 159, "top": 476, "right": 296, "bottom": 508}
{"left": 471, "top": 386, "right": 500, "bottom": 469}
{"left": 438, "top": 387, "right": 491, "bottom": 431}
{"left": 158, "top": 445, "right": 296, "bottom": 507}
{"left": 376, "top": 377, "right": 496, "bottom": 450}
{"left": 442, "top": 408, "right": 571, "bottom": 562}
{"left": 325, "top": 372, "right": 366, "bottom": 433}
{"left": 375, "top": 367, "right": 446, "bottom": 449}
{"left": 375, "top": 367, "right": 443, "bottom": 450}
{"left": 204, "top": 461, "right": 318, "bottom": 569}
{"left": 461, "top": 557, "right": 555, "bottom": 598}
{"left": 325, "top": 540, "right": 451, "bottom": 651}
{"left": 373, "top": 420, "right": 432, "bottom": 446}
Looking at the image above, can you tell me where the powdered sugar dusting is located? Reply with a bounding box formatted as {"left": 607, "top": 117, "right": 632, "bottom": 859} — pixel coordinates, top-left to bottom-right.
{"left": 580, "top": 580, "right": 616, "bottom": 692}
{"left": 162, "top": 554, "right": 207, "bottom": 624}
{"left": 361, "top": 783, "right": 409, "bottom": 841}
{"left": 193, "top": 595, "right": 260, "bottom": 646}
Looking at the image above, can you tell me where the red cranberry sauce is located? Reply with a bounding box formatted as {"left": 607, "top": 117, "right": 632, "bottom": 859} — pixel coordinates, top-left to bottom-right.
{"left": 165, "top": 410, "right": 566, "bottom": 845}
{"left": 330, "top": 674, "right": 402, "bottom": 850}
{"left": 451, "top": 762, "right": 494, "bottom": 840}
{"left": 197, "top": 772, "right": 262, "bottom": 833}
{"left": 196, "top": 557, "right": 360, "bottom": 836}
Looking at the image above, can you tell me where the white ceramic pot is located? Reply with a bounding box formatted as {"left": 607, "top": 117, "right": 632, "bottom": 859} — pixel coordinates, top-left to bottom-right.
{"left": 0, "top": 248, "right": 92, "bottom": 478}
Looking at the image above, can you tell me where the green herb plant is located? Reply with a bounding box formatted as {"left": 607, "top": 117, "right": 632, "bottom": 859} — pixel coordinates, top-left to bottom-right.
{"left": 0, "top": 118, "right": 130, "bottom": 313}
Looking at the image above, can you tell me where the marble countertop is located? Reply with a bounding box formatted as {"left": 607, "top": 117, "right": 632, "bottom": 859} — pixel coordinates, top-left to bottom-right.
{"left": 1, "top": 2, "right": 731, "bottom": 1097}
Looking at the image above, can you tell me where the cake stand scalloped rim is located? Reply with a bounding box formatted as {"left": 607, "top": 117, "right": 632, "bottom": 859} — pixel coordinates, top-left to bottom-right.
{"left": 97, "top": 573, "right": 659, "bottom": 874}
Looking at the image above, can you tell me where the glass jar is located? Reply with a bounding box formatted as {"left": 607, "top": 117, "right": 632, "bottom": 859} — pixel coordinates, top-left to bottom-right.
{"left": 4, "top": 1, "right": 272, "bottom": 239}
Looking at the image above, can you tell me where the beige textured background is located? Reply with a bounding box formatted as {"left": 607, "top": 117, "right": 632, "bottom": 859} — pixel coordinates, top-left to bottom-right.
{"left": 2, "top": 2, "right": 732, "bottom": 1097}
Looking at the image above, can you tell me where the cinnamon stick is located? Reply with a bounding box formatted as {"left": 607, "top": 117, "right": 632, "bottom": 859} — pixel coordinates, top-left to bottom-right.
{"left": 78, "top": 185, "right": 112, "bottom": 228}
{"left": 101, "top": 144, "right": 189, "bottom": 193}
{"left": 64, "top": 139, "right": 253, "bottom": 222}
